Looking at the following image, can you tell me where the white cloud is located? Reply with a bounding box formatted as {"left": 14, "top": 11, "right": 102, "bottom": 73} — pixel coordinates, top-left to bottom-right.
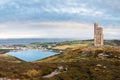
{"left": 104, "top": 27, "right": 120, "bottom": 39}
{"left": 0, "top": 0, "right": 119, "bottom": 40}
{"left": 0, "top": 0, "right": 9, "bottom": 5}
{"left": 0, "top": 21, "right": 119, "bottom": 39}
{"left": 42, "top": 6, "right": 104, "bottom": 17}
{"left": 0, "top": 0, "right": 119, "bottom": 26}
{"left": 0, "top": 21, "right": 94, "bottom": 39}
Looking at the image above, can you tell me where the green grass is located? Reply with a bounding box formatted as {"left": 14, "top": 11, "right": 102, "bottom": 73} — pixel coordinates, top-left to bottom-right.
{"left": 0, "top": 60, "right": 119, "bottom": 80}
{"left": 105, "top": 40, "right": 120, "bottom": 46}
{"left": 0, "top": 40, "right": 120, "bottom": 79}
{"left": 38, "top": 46, "right": 120, "bottom": 63}
{"left": 0, "top": 44, "right": 119, "bottom": 79}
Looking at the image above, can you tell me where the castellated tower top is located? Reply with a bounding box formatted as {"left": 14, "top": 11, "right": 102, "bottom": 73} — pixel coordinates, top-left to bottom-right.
{"left": 94, "top": 22, "right": 99, "bottom": 27}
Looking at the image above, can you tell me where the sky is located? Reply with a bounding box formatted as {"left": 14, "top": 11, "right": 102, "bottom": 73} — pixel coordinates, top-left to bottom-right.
{"left": 0, "top": 0, "right": 120, "bottom": 39}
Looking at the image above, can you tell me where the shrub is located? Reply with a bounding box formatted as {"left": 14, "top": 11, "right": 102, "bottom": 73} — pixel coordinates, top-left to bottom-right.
{"left": 26, "top": 69, "right": 42, "bottom": 77}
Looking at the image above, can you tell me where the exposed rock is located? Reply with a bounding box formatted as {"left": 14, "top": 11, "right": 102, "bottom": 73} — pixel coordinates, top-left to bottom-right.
{"left": 96, "top": 64, "right": 102, "bottom": 67}
{"left": 98, "top": 53, "right": 109, "bottom": 59}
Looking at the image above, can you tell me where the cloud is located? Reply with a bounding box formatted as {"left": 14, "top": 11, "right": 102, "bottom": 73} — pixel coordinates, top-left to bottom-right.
{"left": 0, "top": 21, "right": 93, "bottom": 39}
{"left": 0, "top": 21, "right": 119, "bottom": 39}
{"left": 43, "top": 6, "right": 104, "bottom": 17}
{"left": 0, "top": 0, "right": 119, "bottom": 26}
{"left": 0, "top": 0, "right": 119, "bottom": 39}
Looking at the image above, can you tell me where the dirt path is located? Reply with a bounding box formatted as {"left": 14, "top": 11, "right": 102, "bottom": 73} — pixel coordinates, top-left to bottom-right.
{"left": 43, "top": 66, "right": 67, "bottom": 78}
{"left": 43, "top": 69, "right": 61, "bottom": 78}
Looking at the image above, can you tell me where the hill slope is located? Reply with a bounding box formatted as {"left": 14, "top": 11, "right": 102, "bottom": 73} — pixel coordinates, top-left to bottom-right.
{"left": 28, "top": 39, "right": 120, "bottom": 52}
{"left": 105, "top": 40, "right": 120, "bottom": 46}
{"left": 37, "top": 46, "right": 120, "bottom": 63}
{"left": 0, "top": 49, "right": 22, "bottom": 62}
{"left": 36, "top": 46, "right": 120, "bottom": 80}
{"left": 0, "top": 46, "right": 119, "bottom": 80}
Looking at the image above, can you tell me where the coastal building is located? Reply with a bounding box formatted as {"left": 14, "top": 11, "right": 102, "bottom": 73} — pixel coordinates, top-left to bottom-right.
{"left": 94, "top": 22, "right": 104, "bottom": 46}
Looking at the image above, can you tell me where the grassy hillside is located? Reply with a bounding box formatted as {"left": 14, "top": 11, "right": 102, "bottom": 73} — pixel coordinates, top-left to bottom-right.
{"left": 0, "top": 49, "right": 10, "bottom": 54}
{"left": 0, "top": 40, "right": 120, "bottom": 80}
{"left": 0, "top": 46, "right": 119, "bottom": 80}
{"left": 35, "top": 46, "right": 120, "bottom": 80}
{"left": 25, "top": 39, "right": 120, "bottom": 52}
{"left": 42, "top": 61, "right": 120, "bottom": 80}
{"left": 0, "top": 49, "right": 22, "bottom": 62}
{"left": 37, "top": 46, "right": 120, "bottom": 63}
{"left": 0, "top": 60, "right": 119, "bottom": 80}
{"left": 105, "top": 40, "right": 120, "bottom": 46}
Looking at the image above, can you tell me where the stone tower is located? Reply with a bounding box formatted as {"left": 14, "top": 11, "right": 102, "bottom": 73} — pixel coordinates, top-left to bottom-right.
{"left": 94, "top": 22, "right": 104, "bottom": 46}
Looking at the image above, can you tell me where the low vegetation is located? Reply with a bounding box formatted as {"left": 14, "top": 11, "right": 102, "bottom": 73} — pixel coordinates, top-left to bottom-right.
{"left": 0, "top": 54, "right": 22, "bottom": 62}
{"left": 0, "top": 61, "right": 57, "bottom": 80}
{"left": 25, "top": 39, "right": 120, "bottom": 51}
{"left": 0, "top": 40, "right": 120, "bottom": 80}
{"left": 38, "top": 46, "right": 120, "bottom": 63}
{"left": 0, "top": 49, "right": 22, "bottom": 62}
{"left": 0, "top": 49, "right": 10, "bottom": 54}
{"left": 0, "top": 58, "right": 119, "bottom": 80}
{"left": 105, "top": 40, "right": 120, "bottom": 46}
